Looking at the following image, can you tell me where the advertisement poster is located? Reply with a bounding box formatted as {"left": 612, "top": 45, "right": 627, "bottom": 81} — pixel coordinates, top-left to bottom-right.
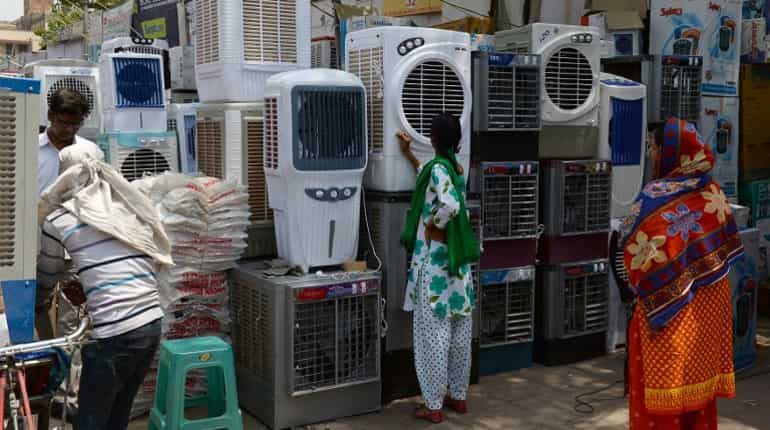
{"left": 383, "top": 0, "right": 441, "bottom": 16}
{"left": 85, "top": 0, "right": 133, "bottom": 62}
{"left": 133, "top": 0, "right": 180, "bottom": 46}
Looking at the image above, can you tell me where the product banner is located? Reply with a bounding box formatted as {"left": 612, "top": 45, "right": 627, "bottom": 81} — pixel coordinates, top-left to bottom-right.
{"left": 133, "top": 0, "right": 180, "bottom": 46}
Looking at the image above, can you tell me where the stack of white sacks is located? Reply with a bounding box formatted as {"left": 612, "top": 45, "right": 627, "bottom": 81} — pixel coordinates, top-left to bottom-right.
{"left": 130, "top": 173, "right": 250, "bottom": 416}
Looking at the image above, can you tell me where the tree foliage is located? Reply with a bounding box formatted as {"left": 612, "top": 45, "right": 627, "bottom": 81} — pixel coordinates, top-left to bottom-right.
{"left": 34, "top": 0, "right": 131, "bottom": 45}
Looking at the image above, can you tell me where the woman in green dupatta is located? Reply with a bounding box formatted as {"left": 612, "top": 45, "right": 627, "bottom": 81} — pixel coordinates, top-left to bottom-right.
{"left": 398, "top": 112, "right": 480, "bottom": 424}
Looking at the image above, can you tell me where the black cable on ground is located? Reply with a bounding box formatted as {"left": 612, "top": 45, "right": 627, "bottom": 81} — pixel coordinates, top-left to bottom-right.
{"left": 573, "top": 380, "right": 625, "bottom": 414}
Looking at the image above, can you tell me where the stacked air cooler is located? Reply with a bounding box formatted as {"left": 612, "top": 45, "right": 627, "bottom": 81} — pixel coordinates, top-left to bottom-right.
{"left": 22, "top": 59, "right": 101, "bottom": 140}
{"left": 345, "top": 26, "right": 480, "bottom": 400}
{"left": 496, "top": 24, "right": 614, "bottom": 366}
{"left": 191, "top": 0, "right": 311, "bottom": 260}
{"left": 194, "top": 102, "right": 276, "bottom": 259}
{"left": 469, "top": 49, "right": 543, "bottom": 375}
{"left": 98, "top": 37, "right": 179, "bottom": 181}
{"left": 230, "top": 262, "right": 381, "bottom": 429}
{"left": 599, "top": 73, "right": 647, "bottom": 354}
{"left": 730, "top": 228, "right": 760, "bottom": 372}
{"left": 0, "top": 76, "right": 40, "bottom": 345}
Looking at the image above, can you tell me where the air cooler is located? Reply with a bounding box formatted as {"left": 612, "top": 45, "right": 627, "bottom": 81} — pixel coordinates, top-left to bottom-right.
{"left": 471, "top": 51, "right": 541, "bottom": 162}
{"left": 195, "top": 102, "right": 275, "bottom": 258}
{"left": 312, "top": 36, "right": 338, "bottom": 69}
{"left": 536, "top": 259, "right": 609, "bottom": 366}
{"left": 169, "top": 46, "right": 196, "bottom": 90}
{"left": 345, "top": 26, "right": 471, "bottom": 192}
{"left": 479, "top": 161, "right": 539, "bottom": 269}
{"left": 264, "top": 69, "right": 367, "bottom": 271}
{"left": 649, "top": 55, "right": 703, "bottom": 124}
{"left": 194, "top": 0, "right": 311, "bottom": 102}
{"left": 730, "top": 228, "right": 760, "bottom": 372}
{"left": 539, "top": 160, "right": 612, "bottom": 265}
{"left": 167, "top": 103, "right": 199, "bottom": 173}
{"left": 99, "top": 53, "right": 167, "bottom": 132}
{"left": 599, "top": 73, "right": 647, "bottom": 219}
{"left": 99, "top": 131, "right": 179, "bottom": 181}
{"left": 478, "top": 266, "right": 535, "bottom": 375}
{"left": 101, "top": 36, "right": 170, "bottom": 90}
{"left": 607, "top": 225, "right": 630, "bottom": 354}
{"left": 495, "top": 24, "right": 601, "bottom": 127}
{"left": 0, "top": 76, "right": 40, "bottom": 344}
{"left": 359, "top": 191, "right": 481, "bottom": 403}
{"left": 229, "top": 262, "right": 381, "bottom": 429}
{"left": 23, "top": 59, "right": 101, "bottom": 139}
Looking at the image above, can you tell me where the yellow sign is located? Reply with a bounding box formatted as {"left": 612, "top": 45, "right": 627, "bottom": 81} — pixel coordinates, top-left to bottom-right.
{"left": 141, "top": 17, "right": 167, "bottom": 39}
{"left": 198, "top": 352, "right": 212, "bottom": 362}
{"left": 383, "top": 0, "right": 442, "bottom": 17}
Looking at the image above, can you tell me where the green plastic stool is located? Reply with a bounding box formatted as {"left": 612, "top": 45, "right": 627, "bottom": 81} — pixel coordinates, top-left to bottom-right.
{"left": 148, "top": 337, "right": 243, "bottom": 430}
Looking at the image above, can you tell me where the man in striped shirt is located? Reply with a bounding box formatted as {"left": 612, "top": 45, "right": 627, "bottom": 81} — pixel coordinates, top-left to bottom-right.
{"left": 38, "top": 182, "right": 165, "bottom": 429}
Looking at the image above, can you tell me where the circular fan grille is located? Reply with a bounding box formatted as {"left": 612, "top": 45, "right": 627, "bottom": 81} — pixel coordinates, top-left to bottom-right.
{"left": 48, "top": 77, "right": 95, "bottom": 116}
{"left": 401, "top": 60, "right": 465, "bottom": 139}
{"left": 116, "top": 63, "right": 158, "bottom": 104}
{"left": 544, "top": 47, "right": 593, "bottom": 111}
{"left": 120, "top": 148, "right": 170, "bottom": 182}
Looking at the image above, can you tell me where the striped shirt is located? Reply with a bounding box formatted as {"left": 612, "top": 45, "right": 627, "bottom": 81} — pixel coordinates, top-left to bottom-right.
{"left": 38, "top": 208, "right": 164, "bottom": 339}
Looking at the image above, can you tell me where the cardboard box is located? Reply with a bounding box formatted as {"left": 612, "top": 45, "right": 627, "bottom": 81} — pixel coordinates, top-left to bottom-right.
{"left": 585, "top": 0, "right": 649, "bottom": 17}
{"left": 743, "top": 0, "right": 768, "bottom": 19}
{"left": 729, "top": 227, "right": 760, "bottom": 371}
{"left": 651, "top": 0, "right": 742, "bottom": 96}
{"left": 741, "top": 18, "right": 768, "bottom": 62}
{"left": 740, "top": 179, "right": 770, "bottom": 222}
{"left": 583, "top": 11, "right": 644, "bottom": 56}
{"left": 434, "top": 16, "right": 495, "bottom": 34}
{"left": 698, "top": 96, "right": 740, "bottom": 199}
{"left": 739, "top": 64, "right": 770, "bottom": 180}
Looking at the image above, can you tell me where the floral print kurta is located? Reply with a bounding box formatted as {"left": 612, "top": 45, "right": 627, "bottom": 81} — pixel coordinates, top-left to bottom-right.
{"left": 403, "top": 163, "right": 474, "bottom": 319}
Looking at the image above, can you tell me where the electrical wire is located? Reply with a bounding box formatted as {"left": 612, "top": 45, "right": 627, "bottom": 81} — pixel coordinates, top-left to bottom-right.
{"left": 311, "top": 2, "right": 335, "bottom": 19}
{"left": 573, "top": 379, "right": 625, "bottom": 414}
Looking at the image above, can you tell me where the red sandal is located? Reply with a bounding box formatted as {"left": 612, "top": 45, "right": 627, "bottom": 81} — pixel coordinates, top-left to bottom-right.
{"left": 444, "top": 397, "right": 468, "bottom": 414}
{"left": 415, "top": 405, "right": 443, "bottom": 423}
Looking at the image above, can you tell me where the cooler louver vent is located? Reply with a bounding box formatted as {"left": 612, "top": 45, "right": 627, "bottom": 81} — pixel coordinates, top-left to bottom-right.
{"left": 246, "top": 118, "right": 272, "bottom": 222}
{"left": 347, "top": 48, "right": 383, "bottom": 153}
{"left": 196, "top": 119, "right": 224, "bottom": 178}
{"left": 242, "top": 0, "right": 297, "bottom": 63}
{"left": 195, "top": 0, "right": 220, "bottom": 65}
{"left": 0, "top": 95, "right": 16, "bottom": 266}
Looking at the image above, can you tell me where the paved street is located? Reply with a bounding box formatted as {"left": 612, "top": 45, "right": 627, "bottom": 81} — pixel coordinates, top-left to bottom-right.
{"left": 129, "top": 320, "right": 770, "bottom": 430}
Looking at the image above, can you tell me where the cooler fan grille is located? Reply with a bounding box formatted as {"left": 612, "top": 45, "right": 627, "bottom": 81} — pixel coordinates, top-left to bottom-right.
{"left": 544, "top": 47, "right": 593, "bottom": 111}
{"left": 230, "top": 276, "right": 274, "bottom": 385}
{"left": 47, "top": 76, "right": 97, "bottom": 123}
{"left": 0, "top": 95, "right": 17, "bottom": 266}
{"left": 563, "top": 271, "right": 608, "bottom": 336}
{"left": 401, "top": 60, "right": 465, "bottom": 139}
{"left": 292, "top": 293, "right": 379, "bottom": 394}
{"left": 113, "top": 57, "right": 164, "bottom": 108}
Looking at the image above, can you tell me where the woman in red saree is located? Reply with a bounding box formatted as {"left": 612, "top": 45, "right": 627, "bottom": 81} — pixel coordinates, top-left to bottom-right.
{"left": 619, "top": 118, "right": 744, "bottom": 429}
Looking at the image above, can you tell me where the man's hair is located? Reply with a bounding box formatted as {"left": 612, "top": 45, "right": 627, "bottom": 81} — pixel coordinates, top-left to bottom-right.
{"left": 49, "top": 88, "right": 91, "bottom": 118}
